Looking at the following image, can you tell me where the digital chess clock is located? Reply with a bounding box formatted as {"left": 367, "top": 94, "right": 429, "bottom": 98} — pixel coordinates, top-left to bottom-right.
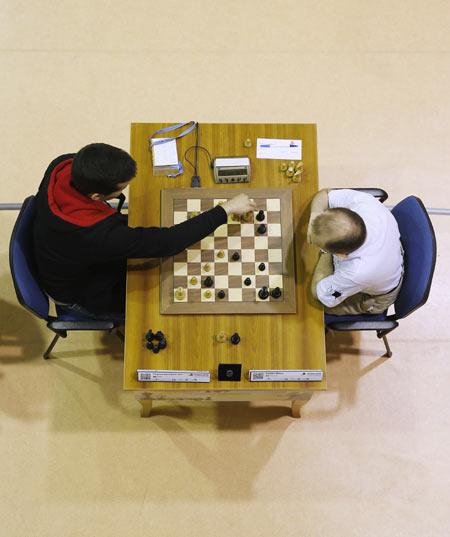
{"left": 213, "top": 156, "right": 251, "bottom": 184}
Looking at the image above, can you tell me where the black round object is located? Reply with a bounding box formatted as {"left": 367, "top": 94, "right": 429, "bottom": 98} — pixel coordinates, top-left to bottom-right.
{"left": 230, "top": 332, "right": 241, "bottom": 345}
{"left": 226, "top": 369, "right": 234, "bottom": 378}
{"left": 152, "top": 346, "right": 160, "bottom": 354}
{"left": 155, "top": 330, "right": 164, "bottom": 341}
{"left": 256, "top": 210, "right": 265, "bottom": 222}
{"left": 158, "top": 339, "right": 167, "bottom": 350}
{"left": 271, "top": 286, "right": 282, "bottom": 299}
{"left": 258, "top": 262, "right": 266, "bottom": 271}
{"left": 258, "top": 286, "right": 269, "bottom": 300}
{"left": 217, "top": 290, "right": 226, "bottom": 299}
{"left": 244, "top": 277, "right": 252, "bottom": 286}
{"left": 145, "top": 330, "right": 154, "bottom": 342}
{"left": 204, "top": 276, "right": 214, "bottom": 287}
{"left": 146, "top": 341, "right": 154, "bottom": 350}
{"left": 257, "top": 224, "right": 267, "bottom": 234}
{"left": 232, "top": 251, "right": 240, "bottom": 261}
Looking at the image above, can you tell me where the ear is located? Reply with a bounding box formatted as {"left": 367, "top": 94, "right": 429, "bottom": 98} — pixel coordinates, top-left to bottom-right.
{"left": 89, "top": 193, "right": 103, "bottom": 201}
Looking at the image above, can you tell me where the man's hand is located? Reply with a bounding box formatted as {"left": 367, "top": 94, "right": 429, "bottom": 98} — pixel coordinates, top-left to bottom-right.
{"left": 222, "top": 194, "right": 256, "bottom": 216}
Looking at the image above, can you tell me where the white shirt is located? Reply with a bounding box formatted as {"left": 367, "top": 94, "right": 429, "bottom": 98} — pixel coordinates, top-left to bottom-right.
{"left": 316, "top": 189, "right": 403, "bottom": 308}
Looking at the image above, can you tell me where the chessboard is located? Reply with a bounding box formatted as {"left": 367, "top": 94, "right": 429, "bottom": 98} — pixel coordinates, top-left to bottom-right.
{"left": 160, "top": 188, "right": 297, "bottom": 314}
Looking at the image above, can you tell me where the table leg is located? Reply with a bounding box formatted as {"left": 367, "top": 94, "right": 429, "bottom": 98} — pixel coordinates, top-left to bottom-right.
{"left": 139, "top": 399, "right": 153, "bottom": 418}
{"left": 291, "top": 394, "right": 312, "bottom": 418}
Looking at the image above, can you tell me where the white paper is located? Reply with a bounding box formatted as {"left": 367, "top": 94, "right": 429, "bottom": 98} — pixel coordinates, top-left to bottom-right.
{"left": 151, "top": 138, "right": 179, "bottom": 166}
{"left": 256, "top": 138, "right": 302, "bottom": 160}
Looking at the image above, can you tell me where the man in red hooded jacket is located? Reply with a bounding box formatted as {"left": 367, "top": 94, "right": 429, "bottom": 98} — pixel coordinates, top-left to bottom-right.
{"left": 33, "top": 143, "right": 254, "bottom": 318}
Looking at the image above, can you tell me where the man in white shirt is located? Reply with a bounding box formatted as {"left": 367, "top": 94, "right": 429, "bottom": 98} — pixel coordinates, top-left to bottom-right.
{"left": 308, "top": 189, "right": 403, "bottom": 315}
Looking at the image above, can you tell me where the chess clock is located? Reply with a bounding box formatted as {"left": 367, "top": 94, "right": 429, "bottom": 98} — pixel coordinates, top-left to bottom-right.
{"left": 213, "top": 157, "right": 251, "bottom": 183}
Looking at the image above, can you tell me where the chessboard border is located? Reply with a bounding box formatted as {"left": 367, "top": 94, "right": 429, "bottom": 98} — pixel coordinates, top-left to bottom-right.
{"left": 160, "top": 187, "right": 297, "bottom": 314}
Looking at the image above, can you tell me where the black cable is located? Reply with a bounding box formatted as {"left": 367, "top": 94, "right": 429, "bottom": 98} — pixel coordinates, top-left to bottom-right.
{"left": 184, "top": 145, "right": 213, "bottom": 170}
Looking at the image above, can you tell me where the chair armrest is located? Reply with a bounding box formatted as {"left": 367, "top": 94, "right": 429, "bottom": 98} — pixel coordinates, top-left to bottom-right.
{"left": 326, "top": 320, "right": 398, "bottom": 331}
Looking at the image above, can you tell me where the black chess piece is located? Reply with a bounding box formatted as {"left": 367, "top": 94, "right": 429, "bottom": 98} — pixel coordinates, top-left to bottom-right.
{"left": 204, "top": 276, "right": 214, "bottom": 287}
{"left": 257, "top": 223, "right": 267, "bottom": 234}
{"left": 152, "top": 346, "right": 160, "bottom": 354}
{"left": 258, "top": 286, "right": 269, "bottom": 300}
{"left": 230, "top": 332, "right": 241, "bottom": 345}
{"left": 154, "top": 331, "right": 164, "bottom": 341}
{"left": 258, "top": 262, "right": 266, "bottom": 271}
{"left": 256, "top": 209, "right": 265, "bottom": 222}
{"left": 145, "top": 330, "right": 154, "bottom": 342}
{"left": 231, "top": 251, "right": 240, "bottom": 261}
{"left": 146, "top": 341, "right": 154, "bottom": 350}
{"left": 158, "top": 338, "right": 167, "bottom": 350}
{"left": 271, "top": 286, "right": 282, "bottom": 299}
{"left": 243, "top": 277, "right": 252, "bottom": 286}
{"left": 217, "top": 290, "right": 226, "bottom": 299}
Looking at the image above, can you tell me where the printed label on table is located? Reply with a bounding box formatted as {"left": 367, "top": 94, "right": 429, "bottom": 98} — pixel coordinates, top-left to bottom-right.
{"left": 137, "top": 369, "right": 211, "bottom": 383}
{"left": 248, "top": 369, "right": 323, "bottom": 382}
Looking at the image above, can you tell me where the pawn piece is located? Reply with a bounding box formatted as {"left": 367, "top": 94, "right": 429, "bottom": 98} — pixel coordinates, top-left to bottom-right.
{"left": 271, "top": 286, "right": 282, "bottom": 299}
{"left": 152, "top": 346, "right": 160, "bottom": 354}
{"left": 243, "top": 277, "right": 252, "bottom": 286}
{"left": 258, "top": 286, "right": 269, "bottom": 300}
{"left": 256, "top": 210, "right": 265, "bottom": 222}
{"left": 175, "top": 287, "right": 185, "bottom": 300}
{"left": 154, "top": 331, "right": 164, "bottom": 341}
{"left": 146, "top": 341, "right": 154, "bottom": 350}
{"left": 158, "top": 339, "right": 167, "bottom": 350}
{"left": 203, "top": 262, "right": 211, "bottom": 272}
{"left": 257, "top": 224, "right": 267, "bottom": 234}
{"left": 243, "top": 138, "right": 252, "bottom": 148}
{"left": 190, "top": 276, "right": 198, "bottom": 285}
{"left": 258, "top": 262, "right": 266, "bottom": 272}
{"left": 203, "top": 276, "right": 213, "bottom": 287}
{"left": 280, "top": 162, "right": 288, "bottom": 172}
{"left": 231, "top": 251, "right": 240, "bottom": 261}
{"left": 217, "top": 290, "right": 226, "bottom": 299}
{"left": 216, "top": 250, "right": 225, "bottom": 259}
{"left": 230, "top": 332, "right": 240, "bottom": 345}
{"left": 204, "top": 290, "right": 212, "bottom": 299}
{"left": 145, "top": 330, "right": 154, "bottom": 342}
{"left": 215, "top": 331, "right": 227, "bottom": 343}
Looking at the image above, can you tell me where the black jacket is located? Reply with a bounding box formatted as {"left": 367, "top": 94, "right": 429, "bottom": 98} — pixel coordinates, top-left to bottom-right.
{"left": 33, "top": 154, "right": 227, "bottom": 313}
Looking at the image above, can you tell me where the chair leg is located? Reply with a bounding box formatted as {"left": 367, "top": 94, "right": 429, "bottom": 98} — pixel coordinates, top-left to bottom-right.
{"left": 382, "top": 335, "right": 392, "bottom": 358}
{"left": 43, "top": 333, "right": 60, "bottom": 359}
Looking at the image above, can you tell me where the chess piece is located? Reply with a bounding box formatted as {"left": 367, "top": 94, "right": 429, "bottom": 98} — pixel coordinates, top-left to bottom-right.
{"left": 154, "top": 331, "right": 164, "bottom": 341}
{"left": 258, "top": 286, "right": 269, "bottom": 300}
{"left": 257, "top": 224, "right": 266, "bottom": 234}
{"left": 231, "top": 251, "right": 240, "bottom": 261}
{"left": 241, "top": 211, "right": 253, "bottom": 223}
{"left": 203, "top": 276, "right": 213, "bottom": 287}
{"left": 152, "top": 346, "right": 160, "bottom": 354}
{"left": 217, "top": 290, "right": 225, "bottom": 299}
{"left": 215, "top": 331, "right": 227, "bottom": 343}
{"left": 146, "top": 341, "right": 154, "bottom": 350}
{"left": 158, "top": 338, "right": 167, "bottom": 350}
{"left": 230, "top": 332, "right": 241, "bottom": 345}
{"left": 280, "top": 162, "right": 288, "bottom": 172}
{"left": 216, "top": 250, "right": 225, "bottom": 259}
{"left": 243, "top": 277, "right": 252, "bottom": 286}
{"left": 204, "top": 290, "right": 212, "bottom": 299}
{"left": 175, "top": 287, "right": 185, "bottom": 300}
{"left": 190, "top": 276, "right": 198, "bottom": 285}
{"left": 243, "top": 138, "right": 252, "bottom": 148}
{"left": 203, "top": 262, "right": 211, "bottom": 272}
{"left": 188, "top": 211, "right": 200, "bottom": 219}
{"left": 258, "top": 262, "right": 266, "bottom": 272}
{"left": 256, "top": 210, "right": 265, "bottom": 222}
{"left": 145, "top": 330, "right": 154, "bottom": 342}
{"left": 271, "top": 287, "right": 282, "bottom": 299}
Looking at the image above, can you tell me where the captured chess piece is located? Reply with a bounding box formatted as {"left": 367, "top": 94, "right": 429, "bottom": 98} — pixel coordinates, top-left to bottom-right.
{"left": 258, "top": 286, "right": 269, "bottom": 300}
{"left": 271, "top": 286, "right": 282, "bottom": 299}
{"left": 203, "top": 276, "right": 214, "bottom": 287}
{"left": 230, "top": 332, "right": 241, "bottom": 345}
{"left": 144, "top": 329, "right": 167, "bottom": 353}
{"left": 257, "top": 223, "right": 266, "bottom": 234}
{"left": 215, "top": 331, "right": 227, "bottom": 343}
{"left": 256, "top": 209, "right": 265, "bottom": 222}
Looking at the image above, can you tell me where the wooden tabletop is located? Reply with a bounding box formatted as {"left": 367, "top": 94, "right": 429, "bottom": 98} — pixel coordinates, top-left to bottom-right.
{"left": 123, "top": 123, "right": 326, "bottom": 395}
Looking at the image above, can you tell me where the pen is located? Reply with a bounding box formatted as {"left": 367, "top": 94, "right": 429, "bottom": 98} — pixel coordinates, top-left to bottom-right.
{"left": 260, "top": 143, "right": 299, "bottom": 148}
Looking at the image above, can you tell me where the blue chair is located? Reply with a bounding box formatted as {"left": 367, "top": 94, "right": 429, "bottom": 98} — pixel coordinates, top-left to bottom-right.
{"left": 325, "top": 195, "right": 437, "bottom": 357}
{"left": 9, "top": 195, "right": 124, "bottom": 359}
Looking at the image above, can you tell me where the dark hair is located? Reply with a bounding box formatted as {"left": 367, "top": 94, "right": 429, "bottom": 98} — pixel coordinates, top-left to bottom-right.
{"left": 312, "top": 208, "right": 367, "bottom": 254}
{"left": 71, "top": 143, "right": 137, "bottom": 195}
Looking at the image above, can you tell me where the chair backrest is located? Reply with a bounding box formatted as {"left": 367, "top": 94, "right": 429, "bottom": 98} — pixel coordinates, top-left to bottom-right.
{"left": 392, "top": 196, "right": 437, "bottom": 320}
{"left": 9, "top": 196, "right": 49, "bottom": 320}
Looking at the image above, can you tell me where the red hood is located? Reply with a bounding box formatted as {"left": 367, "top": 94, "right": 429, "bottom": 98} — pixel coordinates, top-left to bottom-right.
{"left": 48, "top": 159, "right": 116, "bottom": 226}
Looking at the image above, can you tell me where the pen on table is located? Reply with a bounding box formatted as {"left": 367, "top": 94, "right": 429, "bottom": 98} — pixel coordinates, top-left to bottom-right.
{"left": 260, "top": 143, "right": 299, "bottom": 148}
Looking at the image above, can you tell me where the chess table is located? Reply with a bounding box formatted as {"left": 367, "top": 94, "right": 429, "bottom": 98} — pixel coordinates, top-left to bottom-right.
{"left": 124, "top": 123, "right": 326, "bottom": 417}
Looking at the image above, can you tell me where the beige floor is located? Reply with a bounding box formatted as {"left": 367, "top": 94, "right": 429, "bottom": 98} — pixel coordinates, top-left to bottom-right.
{"left": 1, "top": 1, "right": 450, "bottom": 536}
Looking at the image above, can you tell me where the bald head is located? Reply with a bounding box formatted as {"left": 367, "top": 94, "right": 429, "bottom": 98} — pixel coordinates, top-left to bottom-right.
{"left": 311, "top": 208, "right": 366, "bottom": 254}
